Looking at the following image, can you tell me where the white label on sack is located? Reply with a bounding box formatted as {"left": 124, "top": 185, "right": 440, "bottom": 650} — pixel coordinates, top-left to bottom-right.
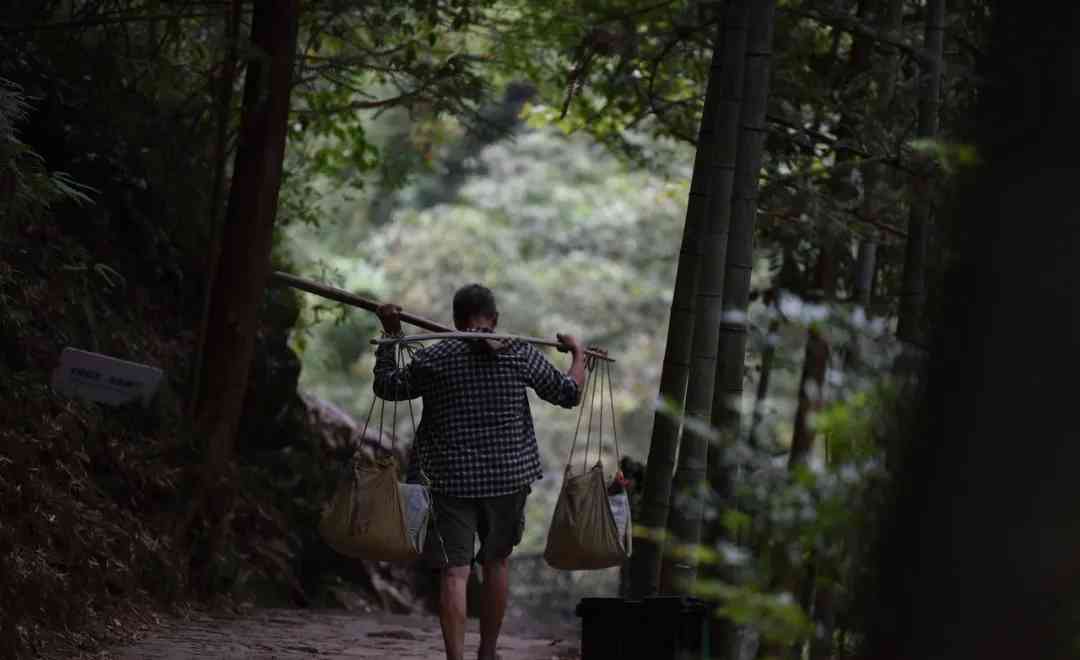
{"left": 609, "top": 492, "right": 631, "bottom": 550}
{"left": 399, "top": 483, "right": 432, "bottom": 552}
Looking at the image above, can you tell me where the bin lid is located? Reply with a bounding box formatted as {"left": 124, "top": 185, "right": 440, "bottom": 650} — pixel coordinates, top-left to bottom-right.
{"left": 575, "top": 597, "right": 642, "bottom": 617}
{"left": 643, "top": 596, "right": 709, "bottom": 613}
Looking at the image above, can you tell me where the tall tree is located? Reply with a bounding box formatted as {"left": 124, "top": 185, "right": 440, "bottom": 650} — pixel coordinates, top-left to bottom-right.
{"left": 748, "top": 245, "right": 800, "bottom": 449}
{"left": 710, "top": 0, "right": 778, "bottom": 469}
{"left": 813, "top": 5, "right": 901, "bottom": 655}
{"left": 788, "top": 242, "right": 837, "bottom": 467}
{"left": 691, "top": 2, "right": 777, "bottom": 655}
{"left": 852, "top": 0, "right": 903, "bottom": 324}
{"left": 896, "top": 0, "right": 944, "bottom": 352}
{"left": 867, "top": 4, "right": 1080, "bottom": 657}
{"left": 629, "top": 12, "right": 723, "bottom": 600}
{"left": 185, "top": 0, "right": 300, "bottom": 587}
{"left": 190, "top": 0, "right": 243, "bottom": 416}
{"left": 852, "top": 239, "right": 877, "bottom": 309}
{"left": 661, "top": 0, "right": 752, "bottom": 597}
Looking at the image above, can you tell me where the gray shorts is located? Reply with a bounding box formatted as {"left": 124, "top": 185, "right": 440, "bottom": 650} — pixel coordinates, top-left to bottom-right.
{"left": 423, "top": 487, "right": 530, "bottom": 568}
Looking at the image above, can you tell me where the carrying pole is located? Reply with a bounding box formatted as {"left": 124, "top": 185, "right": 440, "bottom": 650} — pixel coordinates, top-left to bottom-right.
{"left": 271, "top": 270, "right": 448, "bottom": 332}
{"left": 269, "top": 270, "right": 614, "bottom": 362}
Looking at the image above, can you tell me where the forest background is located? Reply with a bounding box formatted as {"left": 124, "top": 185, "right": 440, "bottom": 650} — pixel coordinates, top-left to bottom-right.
{"left": 6, "top": 2, "right": 1068, "bottom": 660}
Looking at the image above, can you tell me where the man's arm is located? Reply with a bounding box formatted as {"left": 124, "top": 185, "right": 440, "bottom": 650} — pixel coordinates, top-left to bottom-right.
{"left": 522, "top": 334, "right": 587, "bottom": 408}
{"left": 372, "top": 341, "right": 427, "bottom": 400}
{"left": 556, "top": 333, "right": 588, "bottom": 393}
{"left": 372, "top": 303, "right": 427, "bottom": 400}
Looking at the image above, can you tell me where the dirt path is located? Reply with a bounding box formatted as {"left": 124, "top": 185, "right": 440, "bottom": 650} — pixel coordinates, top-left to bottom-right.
{"left": 108, "top": 609, "right": 580, "bottom": 660}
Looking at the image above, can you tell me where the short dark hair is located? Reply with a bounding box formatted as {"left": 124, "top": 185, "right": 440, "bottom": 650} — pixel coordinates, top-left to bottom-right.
{"left": 453, "top": 284, "right": 497, "bottom": 326}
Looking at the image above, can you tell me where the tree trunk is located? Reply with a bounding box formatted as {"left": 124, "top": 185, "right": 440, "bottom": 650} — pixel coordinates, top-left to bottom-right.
{"left": 190, "top": 0, "right": 243, "bottom": 417}
{"left": 709, "top": 0, "right": 777, "bottom": 485}
{"left": 629, "top": 11, "right": 725, "bottom": 599}
{"left": 747, "top": 243, "right": 836, "bottom": 660}
{"left": 810, "top": 582, "right": 837, "bottom": 660}
{"left": 701, "top": 2, "right": 777, "bottom": 656}
{"left": 852, "top": 239, "right": 877, "bottom": 309}
{"left": 895, "top": 0, "right": 944, "bottom": 351}
{"left": 184, "top": 0, "right": 300, "bottom": 590}
{"left": 747, "top": 314, "right": 778, "bottom": 449}
{"left": 788, "top": 243, "right": 836, "bottom": 468}
{"left": 867, "top": 4, "right": 1080, "bottom": 657}
{"left": 660, "top": 0, "right": 751, "bottom": 597}
{"left": 852, "top": 0, "right": 902, "bottom": 329}
{"left": 748, "top": 245, "right": 799, "bottom": 449}
{"left": 815, "top": 5, "right": 898, "bottom": 652}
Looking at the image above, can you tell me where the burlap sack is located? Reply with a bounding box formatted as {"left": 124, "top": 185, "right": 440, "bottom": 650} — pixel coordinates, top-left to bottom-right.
{"left": 319, "top": 454, "right": 431, "bottom": 562}
{"left": 544, "top": 464, "right": 632, "bottom": 570}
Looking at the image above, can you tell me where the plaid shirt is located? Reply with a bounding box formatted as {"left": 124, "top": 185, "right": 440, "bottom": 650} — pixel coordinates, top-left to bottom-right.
{"left": 373, "top": 333, "right": 580, "bottom": 498}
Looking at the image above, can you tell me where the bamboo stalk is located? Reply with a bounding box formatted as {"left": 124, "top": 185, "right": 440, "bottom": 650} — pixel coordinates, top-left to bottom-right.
{"left": 662, "top": 0, "right": 752, "bottom": 597}
{"left": 270, "top": 270, "right": 614, "bottom": 362}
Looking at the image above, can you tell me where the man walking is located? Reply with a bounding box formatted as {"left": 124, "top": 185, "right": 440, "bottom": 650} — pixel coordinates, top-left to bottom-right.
{"left": 373, "top": 283, "right": 586, "bottom": 660}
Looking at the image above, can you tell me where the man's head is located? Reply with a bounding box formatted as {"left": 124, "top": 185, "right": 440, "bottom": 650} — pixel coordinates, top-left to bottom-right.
{"left": 453, "top": 283, "right": 498, "bottom": 331}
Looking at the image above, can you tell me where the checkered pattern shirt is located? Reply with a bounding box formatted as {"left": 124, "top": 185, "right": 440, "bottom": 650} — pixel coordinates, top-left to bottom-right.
{"left": 373, "top": 332, "right": 580, "bottom": 498}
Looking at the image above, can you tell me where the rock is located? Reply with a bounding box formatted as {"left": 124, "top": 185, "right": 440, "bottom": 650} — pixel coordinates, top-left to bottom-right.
{"left": 299, "top": 391, "right": 407, "bottom": 465}
{"left": 326, "top": 586, "right": 369, "bottom": 612}
{"left": 370, "top": 572, "right": 414, "bottom": 614}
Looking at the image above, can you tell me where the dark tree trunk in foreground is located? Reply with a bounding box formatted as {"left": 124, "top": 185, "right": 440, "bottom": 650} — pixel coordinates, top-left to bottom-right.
{"left": 662, "top": 0, "right": 750, "bottom": 597}
{"left": 630, "top": 13, "right": 725, "bottom": 599}
{"left": 185, "top": 0, "right": 300, "bottom": 590}
{"left": 867, "top": 5, "right": 1080, "bottom": 659}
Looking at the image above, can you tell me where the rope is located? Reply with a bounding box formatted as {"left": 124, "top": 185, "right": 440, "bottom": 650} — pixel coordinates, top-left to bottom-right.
{"left": 584, "top": 355, "right": 600, "bottom": 474}
{"left": 566, "top": 355, "right": 623, "bottom": 475}
{"left": 396, "top": 343, "right": 447, "bottom": 564}
{"left": 566, "top": 362, "right": 593, "bottom": 474}
{"left": 391, "top": 346, "right": 401, "bottom": 452}
{"left": 377, "top": 391, "right": 387, "bottom": 451}
{"left": 357, "top": 395, "right": 378, "bottom": 467}
{"left": 605, "top": 360, "right": 621, "bottom": 467}
{"left": 403, "top": 344, "right": 426, "bottom": 486}
{"left": 596, "top": 354, "right": 605, "bottom": 469}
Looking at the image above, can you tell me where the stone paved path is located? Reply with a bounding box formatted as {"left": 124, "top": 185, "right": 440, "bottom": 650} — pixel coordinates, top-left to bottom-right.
{"left": 110, "top": 609, "right": 580, "bottom": 660}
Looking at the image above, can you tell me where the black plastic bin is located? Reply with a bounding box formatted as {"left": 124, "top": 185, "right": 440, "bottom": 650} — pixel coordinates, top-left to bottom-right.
{"left": 576, "top": 596, "right": 710, "bottom": 660}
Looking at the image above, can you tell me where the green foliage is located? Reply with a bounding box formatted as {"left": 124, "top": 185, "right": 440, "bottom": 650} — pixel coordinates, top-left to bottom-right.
{"left": 286, "top": 119, "right": 690, "bottom": 548}
{"left": 703, "top": 582, "right": 815, "bottom": 647}
{"left": 0, "top": 0, "right": 992, "bottom": 651}
{"left": 909, "top": 138, "right": 980, "bottom": 174}
{"left": 0, "top": 79, "right": 95, "bottom": 230}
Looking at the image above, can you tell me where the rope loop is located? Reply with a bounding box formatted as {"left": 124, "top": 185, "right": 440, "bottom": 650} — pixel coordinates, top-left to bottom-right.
{"left": 566, "top": 352, "right": 621, "bottom": 476}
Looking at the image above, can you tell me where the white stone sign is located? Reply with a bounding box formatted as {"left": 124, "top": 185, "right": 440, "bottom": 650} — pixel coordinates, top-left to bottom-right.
{"left": 51, "top": 348, "right": 164, "bottom": 406}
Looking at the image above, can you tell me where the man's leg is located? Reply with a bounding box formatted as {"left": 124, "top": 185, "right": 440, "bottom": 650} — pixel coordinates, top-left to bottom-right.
{"left": 478, "top": 557, "right": 509, "bottom": 660}
{"left": 424, "top": 493, "right": 478, "bottom": 660}
{"left": 476, "top": 487, "right": 530, "bottom": 660}
{"left": 439, "top": 565, "right": 471, "bottom": 660}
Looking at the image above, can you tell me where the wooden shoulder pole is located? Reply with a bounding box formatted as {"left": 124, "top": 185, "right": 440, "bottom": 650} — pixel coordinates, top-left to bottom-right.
{"left": 268, "top": 271, "right": 614, "bottom": 361}
{"left": 269, "top": 270, "right": 451, "bottom": 332}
